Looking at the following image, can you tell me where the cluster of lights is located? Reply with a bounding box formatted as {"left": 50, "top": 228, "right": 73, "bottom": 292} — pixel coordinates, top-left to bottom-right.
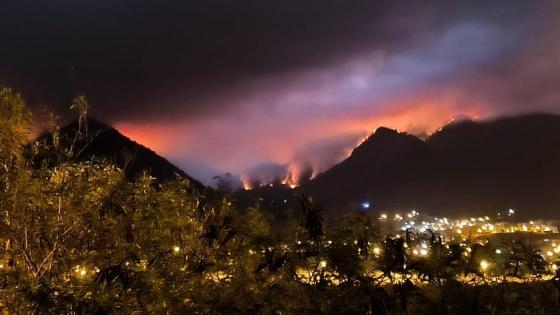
{"left": 161, "top": 210, "right": 558, "bottom": 288}
{"left": 378, "top": 210, "right": 556, "bottom": 238}
{"left": 375, "top": 209, "right": 560, "bottom": 279}
{"left": 73, "top": 264, "right": 97, "bottom": 278}
{"left": 64, "top": 211, "right": 555, "bottom": 287}
{"left": 379, "top": 210, "right": 419, "bottom": 221}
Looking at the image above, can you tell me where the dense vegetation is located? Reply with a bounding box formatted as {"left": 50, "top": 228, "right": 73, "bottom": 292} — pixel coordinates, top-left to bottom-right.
{"left": 1, "top": 87, "right": 560, "bottom": 314}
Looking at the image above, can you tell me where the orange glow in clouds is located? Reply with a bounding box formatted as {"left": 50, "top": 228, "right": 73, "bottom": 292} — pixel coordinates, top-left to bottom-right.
{"left": 114, "top": 91, "right": 486, "bottom": 187}
{"left": 115, "top": 122, "right": 179, "bottom": 155}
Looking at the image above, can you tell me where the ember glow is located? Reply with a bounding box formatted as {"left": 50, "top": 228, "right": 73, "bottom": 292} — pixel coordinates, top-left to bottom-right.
{"left": 119, "top": 95, "right": 483, "bottom": 187}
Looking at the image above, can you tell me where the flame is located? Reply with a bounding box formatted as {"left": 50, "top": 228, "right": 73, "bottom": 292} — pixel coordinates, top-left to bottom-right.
{"left": 242, "top": 163, "right": 302, "bottom": 190}
{"left": 115, "top": 90, "right": 487, "bottom": 191}
{"left": 241, "top": 174, "right": 253, "bottom": 190}
{"left": 280, "top": 176, "right": 298, "bottom": 188}
{"left": 281, "top": 163, "right": 301, "bottom": 188}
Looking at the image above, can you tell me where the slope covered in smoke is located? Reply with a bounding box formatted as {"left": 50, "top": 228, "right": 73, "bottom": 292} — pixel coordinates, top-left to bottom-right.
{"left": 301, "top": 113, "right": 560, "bottom": 219}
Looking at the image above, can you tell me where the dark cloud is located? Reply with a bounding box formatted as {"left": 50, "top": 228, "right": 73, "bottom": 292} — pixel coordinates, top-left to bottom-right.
{"left": 458, "top": 17, "right": 560, "bottom": 116}
{"left": 0, "top": 0, "right": 543, "bottom": 121}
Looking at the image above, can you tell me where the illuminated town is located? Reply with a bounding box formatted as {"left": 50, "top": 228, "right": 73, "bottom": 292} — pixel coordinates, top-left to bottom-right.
{"left": 378, "top": 208, "right": 558, "bottom": 237}
{"left": 292, "top": 208, "right": 560, "bottom": 286}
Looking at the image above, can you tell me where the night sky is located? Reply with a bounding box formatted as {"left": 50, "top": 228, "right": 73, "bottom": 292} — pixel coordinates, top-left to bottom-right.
{"left": 1, "top": 1, "right": 559, "bottom": 185}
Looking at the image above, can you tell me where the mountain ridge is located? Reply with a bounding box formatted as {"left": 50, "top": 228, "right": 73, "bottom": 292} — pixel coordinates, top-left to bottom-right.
{"left": 300, "top": 113, "right": 560, "bottom": 219}
{"left": 37, "top": 113, "right": 560, "bottom": 219}
{"left": 38, "top": 117, "right": 204, "bottom": 189}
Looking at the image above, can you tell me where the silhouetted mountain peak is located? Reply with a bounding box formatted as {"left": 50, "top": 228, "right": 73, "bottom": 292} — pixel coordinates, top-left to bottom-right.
{"left": 350, "top": 127, "right": 424, "bottom": 160}
{"left": 303, "top": 112, "right": 560, "bottom": 219}
{"left": 42, "top": 117, "right": 203, "bottom": 188}
{"left": 374, "top": 126, "right": 399, "bottom": 136}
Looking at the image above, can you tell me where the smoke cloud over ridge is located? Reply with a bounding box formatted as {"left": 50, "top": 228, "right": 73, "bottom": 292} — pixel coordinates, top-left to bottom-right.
{"left": 1, "top": 1, "right": 559, "bottom": 185}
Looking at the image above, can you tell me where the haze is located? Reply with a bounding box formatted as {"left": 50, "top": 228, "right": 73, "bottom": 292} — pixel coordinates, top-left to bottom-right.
{"left": 1, "top": 0, "right": 559, "bottom": 185}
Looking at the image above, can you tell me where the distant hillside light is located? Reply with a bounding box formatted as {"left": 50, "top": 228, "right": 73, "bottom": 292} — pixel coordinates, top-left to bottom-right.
{"left": 361, "top": 202, "right": 370, "bottom": 209}
{"left": 508, "top": 209, "right": 515, "bottom": 216}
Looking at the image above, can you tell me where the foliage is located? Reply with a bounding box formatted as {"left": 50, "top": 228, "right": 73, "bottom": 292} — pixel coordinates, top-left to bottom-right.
{"left": 1, "top": 88, "right": 560, "bottom": 314}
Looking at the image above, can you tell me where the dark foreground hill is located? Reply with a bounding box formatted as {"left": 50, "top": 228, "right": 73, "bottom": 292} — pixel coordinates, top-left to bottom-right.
{"left": 38, "top": 118, "right": 204, "bottom": 189}
{"left": 301, "top": 113, "right": 560, "bottom": 219}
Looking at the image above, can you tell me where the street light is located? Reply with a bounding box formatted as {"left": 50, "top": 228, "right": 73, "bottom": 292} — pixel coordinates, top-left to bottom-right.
{"left": 480, "top": 260, "right": 489, "bottom": 272}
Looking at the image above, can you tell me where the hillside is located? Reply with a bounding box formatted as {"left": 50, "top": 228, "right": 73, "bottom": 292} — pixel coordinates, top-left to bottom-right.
{"left": 38, "top": 118, "right": 204, "bottom": 189}
{"left": 301, "top": 113, "right": 560, "bottom": 218}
